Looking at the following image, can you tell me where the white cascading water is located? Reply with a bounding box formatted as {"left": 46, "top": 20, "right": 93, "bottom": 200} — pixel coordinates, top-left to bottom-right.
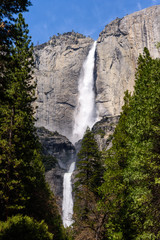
{"left": 62, "top": 161, "right": 75, "bottom": 227}
{"left": 62, "top": 41, "right": 97, "bottom": 228}
{"left": 72, "top": 41, "right": 97, "bottom": 144}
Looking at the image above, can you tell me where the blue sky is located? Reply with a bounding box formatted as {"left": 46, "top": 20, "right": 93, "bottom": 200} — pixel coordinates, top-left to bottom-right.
{"left": 23, "top": 0, "right": 160, "bottom": 45}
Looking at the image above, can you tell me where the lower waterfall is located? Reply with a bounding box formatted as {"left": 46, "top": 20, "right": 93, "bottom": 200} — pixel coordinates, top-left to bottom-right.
{"left": 62, "top": 162, "right": 75, "bottom": 227}
{"left": 62, "top": 41, "right": 97, "bottom": 228}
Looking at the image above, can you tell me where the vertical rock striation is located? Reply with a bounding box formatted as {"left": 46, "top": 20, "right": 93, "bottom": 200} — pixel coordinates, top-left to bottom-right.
{"left": 34, "top": 32, "right": 93, "bottom": 140}
{"left": 96, "top": 5, "right": 160, "bottom": 118}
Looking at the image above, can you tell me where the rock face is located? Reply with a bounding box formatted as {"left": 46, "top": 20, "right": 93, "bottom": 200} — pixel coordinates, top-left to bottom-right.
{"left": 92, "top": 115, "right": 120, "bottom": 151}
{"left": 34, "top": 32, "right": 93, "bottom": 140}
{"left": 37, "top": 127, "right": 75, "bottom": 169}
{"left": 37, "top": 127, "right": 76, "bottom": 209}
{"left": 96, "top": 5, "right": 160, "bottom": 118}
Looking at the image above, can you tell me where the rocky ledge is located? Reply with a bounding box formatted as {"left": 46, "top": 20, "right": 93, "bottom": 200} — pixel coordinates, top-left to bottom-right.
{"left": 92, "top": 115, "right": 120, "bottom": 150}
{"left": 37, "top": 127, "right": 76, "bottom": 210}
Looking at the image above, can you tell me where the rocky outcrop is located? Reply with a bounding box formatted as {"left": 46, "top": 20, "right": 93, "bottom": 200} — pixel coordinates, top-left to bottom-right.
{"left": 34, "top": 32, "right": 93, "bottom": 140}
{"left": 96, "top": 5, "right": 160, "bottom": 118}
{"left": 92, "top": 116, "right": 120, "bottom": 151}
{"left": 37, "top": 127, "right": 75, "bottom": 168}
{"left": 37, "top": 127, "right": 76, "bottom": 209}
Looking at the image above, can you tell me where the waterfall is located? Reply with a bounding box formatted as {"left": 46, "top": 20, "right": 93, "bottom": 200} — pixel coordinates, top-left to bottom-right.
{"left": 62, "top": 161, "right": 75, "bottom": 227}
{"left": 62, "top": 41, "right": 97, "bottom": 228}
{"left": 72, "top": 41, "right": 97, "bottom": 144}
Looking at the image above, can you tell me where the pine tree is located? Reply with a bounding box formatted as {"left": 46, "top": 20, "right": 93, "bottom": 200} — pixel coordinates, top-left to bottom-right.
{"left": 0, "top": 0, "right": 32, "bottom": 100}
{"left": 73, "top": 128, "right": 105, "bottom": 239}
{"left": 0, "top": 4, "right": 67, "bottom": 239}
{"left": 75, "top": 127, "right": 103, "bottom": 194}
{"left": 0, "top": 0, "right": 31, "bottom": 44}
{"left": 0, "top": 13, "right": 66, "bottom": 239}
{"left": 123, "top": 48, "right": 160, "bottom": 239}
{"left": 99, "top": 91, "right": 132, "bottom": 240}
{"left": 0, "top": 215, "right": 53, "bottom": 240}
{"left": 0, "top": 13, "right": 37, "bottom": 220}
{"left": 100, "top": 48, "right": 160, "bottom": 239}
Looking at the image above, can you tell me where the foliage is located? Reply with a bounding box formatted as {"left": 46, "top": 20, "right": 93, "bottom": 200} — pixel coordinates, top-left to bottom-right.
{"left": 0, "top": 0, "right": 31, "bottom": 20}
{"left": 0, "top": 0, "right": 32, "bottom": 97}
{"left": 0, "top": 13, "right": 38, "bottom": 220}
{"left": 0, "top": 0, "right": 31, "bottom": 46}
{"left": 98, "top": 91, "right": 131, "bottom": 239}
{"left": 42, "top": 155, "right": 57, "bottom": 171}
{"left": 100, "top": 48, "right": 160, "bottom": 239}
{"left": 76, "top": 127, "right": 103, "bottom": 194}
{"left": 96, "top": 129, "right": 105, "bottom": 138}
{"left": 0, "top": 9, "right": 66, "bottom": 240}
{"left": 0, "top": 215, "right": 53, "bottom": 240}
{"left": 156, "top": 42, "right": 160, "bottom": 49}
{"left": 73, "top": 127, "right": 106, "bottom": 239}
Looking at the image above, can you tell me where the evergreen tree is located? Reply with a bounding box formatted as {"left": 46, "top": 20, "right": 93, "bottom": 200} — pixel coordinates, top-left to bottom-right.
{"left": 76, "top": 127, "right": 103, "bottom": 194}
{"left": 0, "top": 13, "right": 65, "bottom": 240}
{"left": 99, "top": 91, "right": 132, "bottom": 240}
{"left": 73, "top": 128, "right": 105, "bottom": 239}
{"left": 0, "top": 13, "right": 37, "bottom": 220}
{"left": 123, "top": 48, "right": 160, "bottom": 239}
{"left": 100, "top": 48, "right": 160, "bottom": 239}
{"left": 0, "top": 0, "right": 31, "bottom": 44}
{"left": 0, "top": 0, "right": 32, "bottom": 100}
{"left": 0, "top": 215, "right": 53, "bottom": 240}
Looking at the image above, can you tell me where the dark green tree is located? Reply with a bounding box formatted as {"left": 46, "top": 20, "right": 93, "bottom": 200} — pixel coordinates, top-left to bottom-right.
{"left": 0, "top": 0, "right": 32, "bottom": 99}
{"left": 0, "top": 13, "right": 37, "bottom": 220}
{"left": 0, "top": 0, "right": 31, "bottom": 20}
{"left": 73, "top": 128, "right": 105, "bottom": 239}
{"left": 0, "top": 0, "right": 31, "bottom": 44}
{"left": 76, "top": 127, "right": 103, "bottom": 194}
{"left": 99, "top": 91, "right": 132, "bottom": 240}
{"left": 0, "top": 215, "right": 53, "bottom": 240}
{"left": 0, "top": 13, "right": 65, "bottom": 240}
{"left": 100, "top": 48, "right": 160, "bottom": 239}
{"left": 123, "top": 48, "right": 160, "bottom": 239}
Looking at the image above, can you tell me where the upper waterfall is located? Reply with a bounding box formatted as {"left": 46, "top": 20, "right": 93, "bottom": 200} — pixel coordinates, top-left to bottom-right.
{"left": 72, "top": 41, "right": 97, "bottom": 143}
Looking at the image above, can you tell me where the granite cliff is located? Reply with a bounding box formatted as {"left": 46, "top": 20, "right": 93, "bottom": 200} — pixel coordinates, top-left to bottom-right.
{"left": 34, "top": 6, "right": 160, "bottom": 142}
{"left": 37, "top": 127, "right": 76, "bottom": 209}
{"left": 96, "top": 5, "right": 160, "bottom": 118}
{"left": 34, "top": 32, "right": 93, "bottom": 140}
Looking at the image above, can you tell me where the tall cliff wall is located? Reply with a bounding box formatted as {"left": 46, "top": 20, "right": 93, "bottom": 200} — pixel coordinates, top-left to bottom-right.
{"left": 96, "top": 5, "right": 160, "bottom": 117}
{"left": 34, "top": 32, "right": 93, "bottom": 139}
{"left": 34, "top": 6, "right": 160, "bottom": 141}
